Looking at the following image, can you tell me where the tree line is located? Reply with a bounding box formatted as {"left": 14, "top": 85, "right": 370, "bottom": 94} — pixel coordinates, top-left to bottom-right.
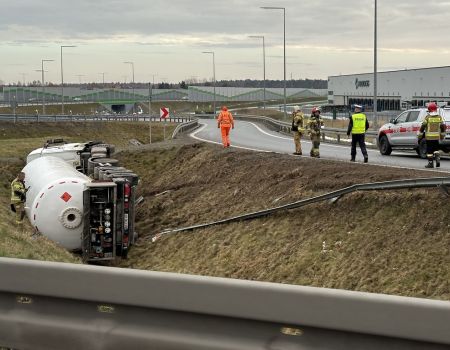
{"left": 1, "top": 79, "right": 327, "bottom": 90}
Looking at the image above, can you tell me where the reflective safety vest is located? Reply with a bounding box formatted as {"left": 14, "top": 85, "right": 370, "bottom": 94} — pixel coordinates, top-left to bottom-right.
{"left": 11, "top": 178, "right": 25, "bottom": 204}
{"left": 423, "top": 114, "right": 444, "bottom": 140}
{"left": 218, "top": 111, "right": 234, "bottom": 127}
{"left": 351, "top": 113, "right": 367, "bottom": 134}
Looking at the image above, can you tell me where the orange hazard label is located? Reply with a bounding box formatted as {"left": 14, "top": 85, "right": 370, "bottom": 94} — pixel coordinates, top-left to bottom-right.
{"left": 61, "top": 192, "right": 72, "bottom": 202}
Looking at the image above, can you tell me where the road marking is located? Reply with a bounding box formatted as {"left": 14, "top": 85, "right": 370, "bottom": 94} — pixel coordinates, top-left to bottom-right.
{"left": 190, "top": 124, "right": 271, "bottom": 153}
{"left": 191, "top": 121, "right": 450, "bottom": 173}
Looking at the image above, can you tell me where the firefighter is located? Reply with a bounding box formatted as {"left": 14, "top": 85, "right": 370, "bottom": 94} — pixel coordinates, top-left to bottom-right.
{"left": 10, "top": 171, "right": 27, "bottom": 224}
{"left": 291, "top": 105, "right": 305, "bottom": 155}
{"left": 347, "top": 104, "right": 369, "bottom": 163}
{"left": 419, "top": 102, "right": 445, "bottom": 168}
{"left": 307, "top": 107, "right": 324, "bottom": 158}
{"left": 217, "top": 106, "right": 234, "bottom": 148}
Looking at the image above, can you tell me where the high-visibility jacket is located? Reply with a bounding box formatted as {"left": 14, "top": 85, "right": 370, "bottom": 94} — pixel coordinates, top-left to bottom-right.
{"left": 420, "top": 113, "right": 445, "bottom": 140}
{"left": 217, "top": 111, "right": 234, "bottom": 128}
{"left": 351, "top": 113, "right": 367, "bottom": 134}
{"left": 11, "top": 178, "right": 26, "bottom": 204}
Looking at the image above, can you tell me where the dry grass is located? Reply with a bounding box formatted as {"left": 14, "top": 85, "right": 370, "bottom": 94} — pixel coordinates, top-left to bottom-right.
{"left": 117, "top": 143, "right": 450, "bottom": 300}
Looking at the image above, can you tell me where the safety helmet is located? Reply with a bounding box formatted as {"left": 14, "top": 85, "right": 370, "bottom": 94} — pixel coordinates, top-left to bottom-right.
{"left": 427, "top": 102, "right": 437, "bottom": 112}
{"left": 293, "top": 105, "right": 300, "bottom": 112}
{"left": 311, "top": 107, "right": 320, "bottom": 114}
{"left": 221, "top": 106, "right": 228, "bottom": 111}
{"left": 353, "top": 104, "right": 362, "bottom": 110}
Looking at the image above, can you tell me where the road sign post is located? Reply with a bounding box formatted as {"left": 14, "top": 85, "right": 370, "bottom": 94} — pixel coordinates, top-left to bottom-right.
{"left": 160, "top": 107, "right": 169, "bottom": 141}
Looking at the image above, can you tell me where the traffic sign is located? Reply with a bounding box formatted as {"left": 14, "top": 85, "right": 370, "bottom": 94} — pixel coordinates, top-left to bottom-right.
{"left": 160, "top": 107, "right": 169, "bottom": 119}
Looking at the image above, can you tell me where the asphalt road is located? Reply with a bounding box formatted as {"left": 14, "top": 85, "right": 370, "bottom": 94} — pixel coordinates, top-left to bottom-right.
{"left": 191, "top": 119, "right": 450, "bottom": 173}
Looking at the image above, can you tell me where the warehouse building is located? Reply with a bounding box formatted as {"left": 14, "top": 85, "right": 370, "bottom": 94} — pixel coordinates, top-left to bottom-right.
{"left": 328, "top": 66, "right": 450, "bottom": 111}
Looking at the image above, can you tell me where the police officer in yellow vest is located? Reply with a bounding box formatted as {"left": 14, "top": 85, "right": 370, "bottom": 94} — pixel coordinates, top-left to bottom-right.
{"left": 347, "top": 104, "right": 369, "bottom": 163}
{"left": 10, "top": 171, "right": 27, "bottom": 224}
{"left": 419, "top": 102, "right": 445, "bottom": 168}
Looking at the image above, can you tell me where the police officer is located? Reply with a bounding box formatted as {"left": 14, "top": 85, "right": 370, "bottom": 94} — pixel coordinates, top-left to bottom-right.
{"left": 347, "top": 104, "right": 369, "bottom": 163}
{"left": 10, "top": 171, "right": 27, "bottom": 224}
{"left": 419, "top": 102, "right": 445, "bottom": 168}
{"left": 307, "top": 107, "right": 324, "bottom": 158}
{"left": 291, "top": 105, "right": 305, "bottom": 155}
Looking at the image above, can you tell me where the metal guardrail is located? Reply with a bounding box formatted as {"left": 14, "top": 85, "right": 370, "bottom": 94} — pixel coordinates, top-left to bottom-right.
{"left": 0, "top": 257, "right": 449, "bottom": 349}
{"left": 235, "top": 115, "right": 379, "bottom": 146}
{"left": 171, "top": 119, "right": 200, "bottom": 139}
{"left": 152, "top": 176, "right": 450, "bottom": 240}
{"left": 196, "top": 113, "right": 379, "bottom": 147}
{"left": 0, "top": 113, "right": 192, "bottom": 123}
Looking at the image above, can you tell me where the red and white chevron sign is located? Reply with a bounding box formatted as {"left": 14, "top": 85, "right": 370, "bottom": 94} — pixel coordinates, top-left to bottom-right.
{"left": 160, "top": 107, "right": 169, "bottom": 119}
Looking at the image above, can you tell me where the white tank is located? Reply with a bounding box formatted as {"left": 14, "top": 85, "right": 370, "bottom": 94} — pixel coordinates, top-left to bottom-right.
{"left": 22, "top": 156, "right": 91, "bottom": 250}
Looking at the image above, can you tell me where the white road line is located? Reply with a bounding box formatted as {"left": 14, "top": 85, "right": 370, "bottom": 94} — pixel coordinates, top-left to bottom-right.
{"left": 191, "top": 122, "right": 450, "bottom": 173}
{"left": 190, "top": 123, "right": 272, "bottom": 153}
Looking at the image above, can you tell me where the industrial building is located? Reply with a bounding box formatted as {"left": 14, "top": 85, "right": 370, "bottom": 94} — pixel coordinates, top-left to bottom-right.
{"left": 328, "top": 66, "right": 450, "bottom": 111}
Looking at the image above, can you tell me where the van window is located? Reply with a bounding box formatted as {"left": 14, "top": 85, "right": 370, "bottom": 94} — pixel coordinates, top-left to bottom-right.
{"left": 406, "top": 111, "right": 420, "bottom": 122}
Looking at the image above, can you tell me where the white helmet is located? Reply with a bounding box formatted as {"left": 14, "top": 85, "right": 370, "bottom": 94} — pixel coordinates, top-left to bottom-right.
{"left": 293, "top": 105, "right": 300, "bottom": 112}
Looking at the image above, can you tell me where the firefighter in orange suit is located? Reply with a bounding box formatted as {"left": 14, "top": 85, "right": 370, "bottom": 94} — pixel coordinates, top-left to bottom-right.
{"left": 217, "top": 106, "right": 234, "bottom": 148}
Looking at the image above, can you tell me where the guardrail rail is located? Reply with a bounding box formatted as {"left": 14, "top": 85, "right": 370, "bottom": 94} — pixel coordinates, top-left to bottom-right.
{"left": 0, "top": 257, "right": 449, "bottom": 349}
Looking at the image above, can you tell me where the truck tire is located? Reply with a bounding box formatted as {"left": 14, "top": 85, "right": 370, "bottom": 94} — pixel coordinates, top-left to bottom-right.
{"left": 379, "top": 135, "right": 392, "bottom": 155}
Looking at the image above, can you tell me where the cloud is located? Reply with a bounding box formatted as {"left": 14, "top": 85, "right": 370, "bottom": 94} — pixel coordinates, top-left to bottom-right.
{"left": 3, "top": 0, "right": 450, "bottom": 82}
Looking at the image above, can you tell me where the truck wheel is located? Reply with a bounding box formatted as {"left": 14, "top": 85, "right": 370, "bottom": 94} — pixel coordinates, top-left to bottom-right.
{"left": 416, "top": 139, "right": 427, "bottom": 159}
{"left": 379, "top": 135, "right": 392, "bottom": 155}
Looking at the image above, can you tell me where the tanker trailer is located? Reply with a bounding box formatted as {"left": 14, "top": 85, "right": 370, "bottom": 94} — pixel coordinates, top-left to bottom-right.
{"left": 23, "top": 140, "right": 138, "bottom": 262}
{"left": 23, "top": 156, "right": 90, "bottom": 250}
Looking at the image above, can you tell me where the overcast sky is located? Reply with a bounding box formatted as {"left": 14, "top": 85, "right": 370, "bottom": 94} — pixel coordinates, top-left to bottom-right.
{"left": 2, "top": 0, "right": 450, "bottom": 84}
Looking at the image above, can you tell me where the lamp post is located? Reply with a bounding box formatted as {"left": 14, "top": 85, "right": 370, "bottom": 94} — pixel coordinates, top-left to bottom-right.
{"left": 20, "top": 73, "right": 27, "bottom": 103}
{"left": 202, "top": 51, "right": 216, "bottom": 114}
{"left": 61, "top": 45, "right": 76, "bottom": 114}
{"left": 99, "top": 72, "right": 106, "bottom": 86}
{"left": 373, "top": 0, "right": 378, "bottom": 121}
{"left": 261, "top": 6, "right": 286, "bottom": 119}
{"left": 40, "top": 59, "right": 54, "bottom": 115}
{"left": 124, "top": 61, "right": 135, "bottom": 111}
{"left": 249, "top": 35, "right": 266, "bottom": 110}
{"left": 76, "top": 74, "right": 85, "bottom": 84}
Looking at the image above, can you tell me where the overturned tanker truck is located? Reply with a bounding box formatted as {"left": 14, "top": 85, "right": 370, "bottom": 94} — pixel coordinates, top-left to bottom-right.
{"left": 23, "top": 139, "right": 139, "bottom": 263}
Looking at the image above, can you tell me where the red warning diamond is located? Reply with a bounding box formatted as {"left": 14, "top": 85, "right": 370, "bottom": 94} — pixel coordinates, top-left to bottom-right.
{"left": 61, "top": 192, "right": 72, "bottom": 202}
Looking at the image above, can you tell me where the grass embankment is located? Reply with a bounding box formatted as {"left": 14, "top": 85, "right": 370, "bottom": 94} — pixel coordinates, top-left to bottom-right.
{"left": 0, "top": 121, "right": 174, "bottom": 263}
{"left": 116, "top": 143, "right": 450, "bottom": 300}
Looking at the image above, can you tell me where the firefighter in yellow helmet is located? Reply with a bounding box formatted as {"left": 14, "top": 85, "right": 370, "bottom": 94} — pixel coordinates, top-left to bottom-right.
{"left": 10, "top": 171, "right": 28, "bottom": 224}
{"left": 307, "top": 107, "right": 324, "bottom": 158}
{"left": 419, "top": 102, "right": 445, "bottom": 168}
{"left": 291, "top": 105, "right": 305, "bottom": 155}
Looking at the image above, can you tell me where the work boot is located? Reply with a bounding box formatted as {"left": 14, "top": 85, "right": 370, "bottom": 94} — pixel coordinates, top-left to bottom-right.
{"left": 350, "top": 158, "right": 355, "bottom": 162}
{"left": 425, "top": 160, "right": 434, "bottom": 168}
{"left": 434, "top": 152, "right": 441, "bottom": 168}
{"left": 364, "top": 157, "right": 368, "bottom": 163}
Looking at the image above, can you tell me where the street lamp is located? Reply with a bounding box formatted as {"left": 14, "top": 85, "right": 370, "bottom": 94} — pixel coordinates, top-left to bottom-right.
{"left": 374, "top": 0, "right": 378, "bottom": 120}
{"left": 99, "top": 72, "right": 106, "bottom": 86}
{"left": 76, "top": 74, "right": 85, "bottom": 84}
{"left": 261, "top": 6, "right": 286, "bottom": 119}
{"left": 39, "top": 59, "right": 54, "bottom": 115}
{"left": 202, "top": 51, "right": 216, "bottom": 114}
{"left": 124, "top": 61, "right": 135, "bottom": 109}
{"left": 61, "top": 45, "right": 76, "bottom": 114}
{"left": 249, "top": 35, "right": 266, "bottom": 110}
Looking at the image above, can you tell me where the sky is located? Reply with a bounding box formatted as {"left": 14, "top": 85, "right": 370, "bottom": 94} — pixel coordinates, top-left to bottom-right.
{"left": 2, "top": 0, "right": 450, "bottom": 84}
